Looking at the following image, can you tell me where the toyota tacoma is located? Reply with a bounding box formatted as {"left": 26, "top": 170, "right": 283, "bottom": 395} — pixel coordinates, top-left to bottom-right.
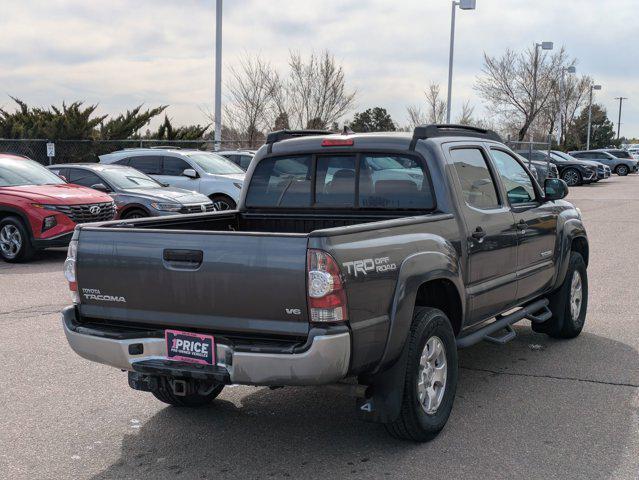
{"left": 62, "top": 124, "right": 589, "bottom": 441}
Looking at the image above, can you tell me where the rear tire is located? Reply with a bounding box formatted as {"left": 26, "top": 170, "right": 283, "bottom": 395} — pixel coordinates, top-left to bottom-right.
{"left": 532, "top": 252, "right": 587, "bottom": 339}
{"left": 0, "top": 216, "right": 35, "bottom": 263}
{"left": 385, "top": 307, "right": 458, "bottom": 442}
{"left": 152, "top": 380, "right": 224, "bottom": 407}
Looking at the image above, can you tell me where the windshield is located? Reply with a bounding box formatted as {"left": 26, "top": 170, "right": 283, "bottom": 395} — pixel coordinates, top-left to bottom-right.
{"left": 550, "top": 151, "right": 571, "bottom": 162}
{"left": 186, "top": 152, "right": 244, "bottom": 175}
{"left": 0, "top": 158, "right": 65, "bottom": 187}
{"left": 100, "top": 167, "right": 161, "bottom": 189}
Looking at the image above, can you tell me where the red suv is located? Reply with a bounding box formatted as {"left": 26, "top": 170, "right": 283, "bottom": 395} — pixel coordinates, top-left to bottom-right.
{"left": 0, "top": 154, "right": 115, "bottom": 262}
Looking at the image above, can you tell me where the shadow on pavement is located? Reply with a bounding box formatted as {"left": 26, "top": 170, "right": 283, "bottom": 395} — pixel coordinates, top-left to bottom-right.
{"left": 91, "top": 330, "right": 638, "bottom": 480}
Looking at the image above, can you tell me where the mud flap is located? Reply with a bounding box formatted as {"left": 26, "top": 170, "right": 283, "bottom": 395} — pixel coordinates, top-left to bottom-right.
{"left": 356, "top": 343, "right": 409, "bottom": 424}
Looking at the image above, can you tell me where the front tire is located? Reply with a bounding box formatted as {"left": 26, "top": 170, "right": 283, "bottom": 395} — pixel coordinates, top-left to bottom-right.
{"left": 533, "top": 252, "right": 588, "bottom": 339}
{"left": 122, "top": 208, "right": 148, "bottom": 220}
{"left": 615, "top": 165, "right": 629, "bottom": 176}
{"left": 0, "top": 216, "right": 35, "bottom": 263}
{"left": 561, "top": 168, "right": 582, "bottom": 186}
{"left": 209, "top": 194, "right": 236, "bottom": 211}
{"left": 385, "top": 307, "right": 458, "bottom": 442}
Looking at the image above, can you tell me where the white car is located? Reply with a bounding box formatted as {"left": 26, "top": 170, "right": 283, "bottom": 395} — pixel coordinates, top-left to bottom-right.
{"left": 99, "top": 148, "right": 245, "bottom": 210}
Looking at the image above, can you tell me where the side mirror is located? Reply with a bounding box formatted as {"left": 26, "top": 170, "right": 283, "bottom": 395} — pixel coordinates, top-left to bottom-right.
{"left": 90, "top": 183, "right": 111, "bottom": 193}
{"left": 57, "top": 174, "right": 68, "bottom": 182}
{"left": 544, "top": 178, "right": 568, "bottom": 201}
{"left": 182, "top": 168, "right": 198, "bottom": 179}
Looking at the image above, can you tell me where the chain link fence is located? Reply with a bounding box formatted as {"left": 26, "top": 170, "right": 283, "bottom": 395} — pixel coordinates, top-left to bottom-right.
{"left": 0, "top": 139, "right": 254, "bottom": 165}
{"left": 505, "top": 138, "right": 554, "bottom": 182}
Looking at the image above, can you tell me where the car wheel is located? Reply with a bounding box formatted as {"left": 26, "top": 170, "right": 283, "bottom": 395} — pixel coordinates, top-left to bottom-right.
{"left": 210, "top": 195, "right": 236, "bottom": 211}
{"left": 122, "top": 209, "right": 148, "bottom": 219}
{"left": 532, "top": 252, "right": 587, "bottom": 339}
{"left": 385, "top": 307, "right": 458, "bottom": 442}
{"left": 0, "top": 216, "right": 35, "bottom": 263}
{"left": 615, "top": 165, "right": 629, "bottom": 176}
{"left": 152, "top": 379, "right": 224, "bottom": 407}
{"left": 561, "top": 168, "right": 582, "bottom": 186}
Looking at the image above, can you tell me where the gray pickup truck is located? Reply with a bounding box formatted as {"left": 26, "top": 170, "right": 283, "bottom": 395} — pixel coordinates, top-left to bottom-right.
{"left": 62, "top": 124, "right": 589, "bottom": 441}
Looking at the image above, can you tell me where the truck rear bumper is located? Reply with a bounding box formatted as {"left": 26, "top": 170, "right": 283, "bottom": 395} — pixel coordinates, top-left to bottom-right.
{"left": 62, "top": 307, "right": 351, "bottom": 386}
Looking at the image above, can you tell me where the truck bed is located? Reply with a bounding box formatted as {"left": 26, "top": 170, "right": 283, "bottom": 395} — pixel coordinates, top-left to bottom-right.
{"left": 105, "top": 211, "right": 405, "bottom": 234}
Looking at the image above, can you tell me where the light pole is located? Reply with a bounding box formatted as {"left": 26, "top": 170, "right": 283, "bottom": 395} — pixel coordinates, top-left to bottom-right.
{"left": 446, "top": 0, "right": 476, "bottom": 124}
{"left": 533, "top": 41, "right": 553, "bottom": 133}
{"left": 614, "top": 97, "right": 628, "bottom": 140}
{"left": 557, "top": 65, "right": 576, "bottom": 145}
{"left": 214, "top": 0, "right": 223, "bottom": 151}
{"left": 586, "top": 84, "right": 602, "bottom": 150}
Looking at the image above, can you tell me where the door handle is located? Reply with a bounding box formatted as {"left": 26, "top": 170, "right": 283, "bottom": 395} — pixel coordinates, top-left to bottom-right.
{"left": 516, "top": 220, "right": 527, "bottom": 233}
{"left": 163, "top": 249, "right": 203, "bottom": 270}
{"left": 471, "top": 226, "right": 487, "bottom": 240}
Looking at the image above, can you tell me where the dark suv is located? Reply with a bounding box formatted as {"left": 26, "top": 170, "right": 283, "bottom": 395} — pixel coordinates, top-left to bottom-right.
{"left": 516, "top": 150, "right": 597, "bottom": 186}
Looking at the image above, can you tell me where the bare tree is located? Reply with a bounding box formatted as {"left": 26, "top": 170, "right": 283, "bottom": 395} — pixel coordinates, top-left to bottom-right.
{"left": 424, "top": 82, "right": 447, "bottom": 124}
{"left": 223, "top": 55, "right": 277, "bottom": 148}
{"left": 406, "top": 105, "right": 427, "bottom": 129}
{"left": 475, "top": 46, "right": 569, "bottom": 140}
{"left": 287, "top": 51, "right": 357, "bottom": 130}
{"left": 457, "top": 100, "right": 475, "bottom": 125}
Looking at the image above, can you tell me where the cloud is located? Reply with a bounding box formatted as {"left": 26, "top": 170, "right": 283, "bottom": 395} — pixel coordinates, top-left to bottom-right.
{"left": 0, "top": 0, "right": 637, "bottom": 137}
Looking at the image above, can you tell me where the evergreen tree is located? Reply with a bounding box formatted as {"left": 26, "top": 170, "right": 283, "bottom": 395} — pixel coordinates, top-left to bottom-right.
{"left": 349, "top": 107, "right": 396, "bottom": 132}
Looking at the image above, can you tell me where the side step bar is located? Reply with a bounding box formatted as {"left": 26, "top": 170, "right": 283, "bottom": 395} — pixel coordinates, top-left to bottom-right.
{"left": 456, "top": 299, "right": 551, "bottom": 349}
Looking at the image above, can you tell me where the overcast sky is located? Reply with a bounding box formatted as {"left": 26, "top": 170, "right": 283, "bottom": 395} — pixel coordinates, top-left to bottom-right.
{"left": 1, "top": 0, "right": 638, "bottom": 138}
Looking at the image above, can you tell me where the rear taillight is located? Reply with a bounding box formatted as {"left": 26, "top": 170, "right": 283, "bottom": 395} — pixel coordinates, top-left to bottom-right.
{"left": 307, "top": 249, "right": 348, "bottom": 323}
{"left": 64, "top": 239, "right": 80, "bottom": 303}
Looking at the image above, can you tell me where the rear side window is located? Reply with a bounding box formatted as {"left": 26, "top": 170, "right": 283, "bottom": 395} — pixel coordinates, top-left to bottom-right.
{"left": 128, "top": 156, "right": 161, "bottom": 175}
{"left": 239, "top": 155, "right": 253, "bottom": 170}
{"left": 246, "top": 156, "right": 312, "bottom": 207}
{"left": 246, "top": 153, "right": 434, "bottom": 210}
{"left": 450, "top": 148, "right": 500, "bottom": 209}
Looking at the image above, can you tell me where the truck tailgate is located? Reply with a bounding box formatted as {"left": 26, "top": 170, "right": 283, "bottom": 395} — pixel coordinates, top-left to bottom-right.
{"left": 75, "top": 228, "right": 310, "bottom": 338}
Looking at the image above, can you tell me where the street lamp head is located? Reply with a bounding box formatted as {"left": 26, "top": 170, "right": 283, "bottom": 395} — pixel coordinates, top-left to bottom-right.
{"left": 593, "top": 85, "right": 602, "bottom": 91}
{"left": 458, "top": 0, "right": 476, "bottom": 10}
{"left": 567, "top": 66, "right": 576, "bottom": 74}
{"left": 540, "top": 41, "right": 554, "bottom": 50}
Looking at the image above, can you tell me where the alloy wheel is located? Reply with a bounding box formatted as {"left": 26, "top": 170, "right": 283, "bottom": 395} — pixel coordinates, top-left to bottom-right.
{"left": 417, "top": 336, "right": 448, "bottom": 415}
{"left": 0, "top": 224, "right": 22, "bottom": 259}
{"left": 562, "top": 170, "right": 580, "bottom": 186}
{"left": 569, "top": 270, "right": 583, "bottom": 324}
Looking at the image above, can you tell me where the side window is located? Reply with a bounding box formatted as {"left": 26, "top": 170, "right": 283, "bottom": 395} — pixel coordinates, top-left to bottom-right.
{"left": 246, "top": 156, "right": 312, "bottom": 207}
{"left": 490, "top": 150, "right": 537, "bottom": 205}
{"left": 128, "top": 156, "right": 161, "bottom": 175}
{"left": 240, "top": 156, "right": 252, "bottom": 170}
{"left": 67, "top": 169, "right": 104, "bottom": 189}
{"left": 162, "top": 157, "right": 190, "bottom": 176}
{"left": 450, "top": 148, "right": 500, "bottom": 209}
{"left": 114, "top": 158, "right": 130, "bottom": 166}
{"left": 315, "top": 156, "right": 356, "bottom": 206}
{"left": 359, "top": 154, "right": 433, "bottom": 209}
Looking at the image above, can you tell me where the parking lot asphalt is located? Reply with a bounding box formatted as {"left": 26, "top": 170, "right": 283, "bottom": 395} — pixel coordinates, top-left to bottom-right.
{"left": 1, "top": 176, "right": 638, "bottom": 480}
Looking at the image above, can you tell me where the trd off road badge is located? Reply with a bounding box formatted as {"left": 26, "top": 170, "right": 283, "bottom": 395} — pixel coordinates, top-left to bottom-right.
{"left": 342, "top": 257, "right": 397, "bottom": 278}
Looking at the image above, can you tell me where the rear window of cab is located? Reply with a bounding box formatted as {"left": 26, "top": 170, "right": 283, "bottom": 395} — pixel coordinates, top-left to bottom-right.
{"left": 245, "top": 153, "right": 435, "bottom": 210}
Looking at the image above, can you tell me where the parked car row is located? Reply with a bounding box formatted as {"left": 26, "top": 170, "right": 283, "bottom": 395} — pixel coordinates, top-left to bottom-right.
{"left": 515, "top": 148, "right": 637, "bottom": 186}
{"left": 0, "top": 148, "right": 257, "bottom": 262}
